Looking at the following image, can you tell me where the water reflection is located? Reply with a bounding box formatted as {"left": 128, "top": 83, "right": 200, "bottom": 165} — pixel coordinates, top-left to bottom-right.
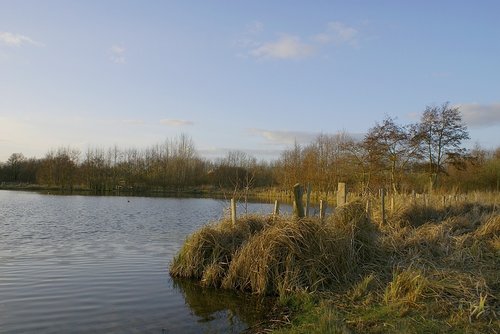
{"left": 172, "top": 278, "right": 273, "bottom": 332}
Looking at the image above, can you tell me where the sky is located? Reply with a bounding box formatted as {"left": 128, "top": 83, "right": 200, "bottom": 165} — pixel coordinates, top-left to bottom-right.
{"left": 1, "top": 1, "right": 500, "bottom": 162}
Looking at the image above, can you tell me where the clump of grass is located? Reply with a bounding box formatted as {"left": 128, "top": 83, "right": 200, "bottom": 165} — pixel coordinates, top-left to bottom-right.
{"left": 169, "top": 215, "right": 272, "bottom": 287}
{"left": 383, "top": 267, "right": 428, "bottom": 307}
{"left": 222, "top": 202, "right": 378, "bottom": 295}
{"left": 348, "top": 273, "right": 377, "bottom": 302}
{"left": 171, "top": 202, "right": 378, "bottom": 295}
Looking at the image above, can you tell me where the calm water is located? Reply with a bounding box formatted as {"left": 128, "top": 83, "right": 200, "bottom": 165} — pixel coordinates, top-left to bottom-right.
{"left": 0, "top": 190, "right": 283, "bottom": 333}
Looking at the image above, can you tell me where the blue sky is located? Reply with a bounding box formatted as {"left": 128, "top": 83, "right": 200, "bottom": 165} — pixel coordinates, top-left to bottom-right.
{"left": 1, "top": 1, "right": 499, "bottom": 161}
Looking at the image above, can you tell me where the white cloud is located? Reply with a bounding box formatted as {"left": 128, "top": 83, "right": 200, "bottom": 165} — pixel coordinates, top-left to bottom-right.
{"left": 249, "top": 128, "right": 318, "bottom": 145}
{"left": 457, "top": 103, "right": 500, "bottom": 128}
{"left": 238, "top": 20, "right": 359, "bottom": 61}
{"left": 160, "top": 119, "right": 194, "bottom": 127}
{"left": 0, "top": 31, "right": 44, "bottom": 47}
{"left": 250, "top": 35, "right": 315, "bottom": 60}
{"left": 109, "top": 44, "right": 126, "bottom": 64}
{"left": 313, "top": 21, "right": 358, "bottom": 46}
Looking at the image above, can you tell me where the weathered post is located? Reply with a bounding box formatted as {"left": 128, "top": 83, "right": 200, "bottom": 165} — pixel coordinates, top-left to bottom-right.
{"left": 273, "top": 200, "right": 280, "bottom": 218}
{"left": 319, "top": 199, "right": 326, "bottom": 221}
{"left": 337, "top": 182, "right": 346, "bottom": 207}
{"left": 305, "top": 183, "right": 311, "bottom": 217}
{"left": 365, "top": 197, "right": 371, "bottom": 218}
{"left": 231, "top": 198, "right": 237, "bottom": 226}
{"left": 293, "top": 183, "right": 305, "bottom": 218}
{"left": 380, "top": 188, "right": 386, "bottom": 224}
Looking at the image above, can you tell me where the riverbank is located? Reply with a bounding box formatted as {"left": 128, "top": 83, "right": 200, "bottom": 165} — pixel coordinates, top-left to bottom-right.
{"left": 0, "top": 182, "right": 271, "bottom": 199}
{"left": 170, "top": 200, "right": 499, "bottom": 333}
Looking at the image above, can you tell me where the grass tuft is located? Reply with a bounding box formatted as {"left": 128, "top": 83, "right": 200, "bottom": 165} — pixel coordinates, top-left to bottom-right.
{"left": 169, "top": 215, "right": 272, "bottom": 287}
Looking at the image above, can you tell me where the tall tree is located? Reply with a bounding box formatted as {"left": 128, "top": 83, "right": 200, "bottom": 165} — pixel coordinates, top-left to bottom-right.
{"left": 364, "top": 117, "right": 421, "bottom": 193}
{"left": 418, "top": 102, "right": 469, "bottom": 190}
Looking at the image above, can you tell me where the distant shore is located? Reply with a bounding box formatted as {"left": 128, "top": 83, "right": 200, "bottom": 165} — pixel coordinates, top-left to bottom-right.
{"left": 0, "top": 183, "right": 291, "bottom": 202}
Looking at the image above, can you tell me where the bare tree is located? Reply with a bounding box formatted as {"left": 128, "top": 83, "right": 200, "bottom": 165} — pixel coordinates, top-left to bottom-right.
{"left": 418, "top": 102, "right": 469, "bottom": 190}
{"left": 364, "top": 117, "right": 421, "bottom": 193}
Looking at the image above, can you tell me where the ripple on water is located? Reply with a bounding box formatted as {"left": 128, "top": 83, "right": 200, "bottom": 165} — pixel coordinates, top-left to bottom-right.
{"left": 0, "top": 191, "right": 278, "bottom": 333}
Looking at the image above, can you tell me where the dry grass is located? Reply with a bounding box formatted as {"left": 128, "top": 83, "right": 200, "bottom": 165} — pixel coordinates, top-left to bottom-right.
{"left": 222, "top": 203, "right": 377, "bottom": 295}
{"left": 170, "top": 196, "right": 500, "bottom": 333}
{"left": 169, "top": 215, "right": 272, "bottom": 287}
{"left": 170, "top": 202, "right": 378, "bottom": 295}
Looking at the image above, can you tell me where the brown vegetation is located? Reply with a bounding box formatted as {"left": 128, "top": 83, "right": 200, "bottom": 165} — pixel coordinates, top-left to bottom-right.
{"left": 171, "top": 198, "right": 499, "bottom": 333}
{"left": 1, "top": 104, "right": 499, "bottom": 195}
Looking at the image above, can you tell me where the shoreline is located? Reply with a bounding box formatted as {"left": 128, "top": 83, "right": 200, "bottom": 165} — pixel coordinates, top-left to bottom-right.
{"left": 0, "top": 183, "right": 293, "bottom": 203}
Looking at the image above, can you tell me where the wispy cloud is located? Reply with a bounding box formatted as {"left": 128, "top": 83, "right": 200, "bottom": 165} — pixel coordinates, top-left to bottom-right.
{"left": 109, "top": 44, "right": 126, "bottom": 64}
{"left": 0, "top": 31, "right": 44, "bottom": 47}
{"left": 238, "top": 20, "right": 359, "bottom": 60}
{"left": 249, "top": 128, "right": 318, "bottom": 145}
{"left": 313, "top": 21, "right": 358, "bottom": 46}
{"left": 250, "top": 35, "right": 315, "bottom": 60}
{"left": 160, "top": 119, "right": 194, "bottom": 127}
{"left": 457, "top": 103, "right": 500, "bottom": 128}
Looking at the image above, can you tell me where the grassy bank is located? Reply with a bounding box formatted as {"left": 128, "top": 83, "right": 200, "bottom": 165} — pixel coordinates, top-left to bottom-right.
{"left": 170, "top": 197, "right": 499, "bottom": 333}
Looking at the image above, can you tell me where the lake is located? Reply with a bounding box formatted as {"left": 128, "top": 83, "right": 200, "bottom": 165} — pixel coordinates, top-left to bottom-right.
{"left": 0, "top": 190, "right": 289, "bottom": 333}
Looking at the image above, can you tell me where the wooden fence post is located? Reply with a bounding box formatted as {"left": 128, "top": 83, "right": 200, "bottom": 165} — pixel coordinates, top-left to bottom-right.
{"left": 319, "top": 199, "right": 326, "bottom": 221}
{"left": 380, "top": 188, "right": 386, "bottom": 224}
{"left": 365, "top": 197, "right": 371, "bottom": 218}
{"left": 273, "top": 200, "right": 280, "bottom": 218}
{"left": 337, "top": 182, "right": 346, "bottom": 207}
{"left": 231, "top": 198, "right": 237, "bottom": 226}
{"left": 293, "top": 183, "right": 305, "bottom": 218}
{"left": 305, "top": 183, "right": 311, "bottom": 217}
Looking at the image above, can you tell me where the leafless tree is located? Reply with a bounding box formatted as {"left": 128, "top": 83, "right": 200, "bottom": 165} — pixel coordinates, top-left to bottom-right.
{"left": 418, "top": 102, "right": 469, "bottom": 190}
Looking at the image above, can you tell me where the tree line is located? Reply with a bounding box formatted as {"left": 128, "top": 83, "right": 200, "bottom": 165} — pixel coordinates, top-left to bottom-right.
{"left": 1, "top": 103, "right": 499, "bottom": 194}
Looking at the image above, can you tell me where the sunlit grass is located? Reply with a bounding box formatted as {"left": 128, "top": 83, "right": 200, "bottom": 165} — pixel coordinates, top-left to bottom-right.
{"left": 170, "top": 196, "right": 499, "bottom": 333}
